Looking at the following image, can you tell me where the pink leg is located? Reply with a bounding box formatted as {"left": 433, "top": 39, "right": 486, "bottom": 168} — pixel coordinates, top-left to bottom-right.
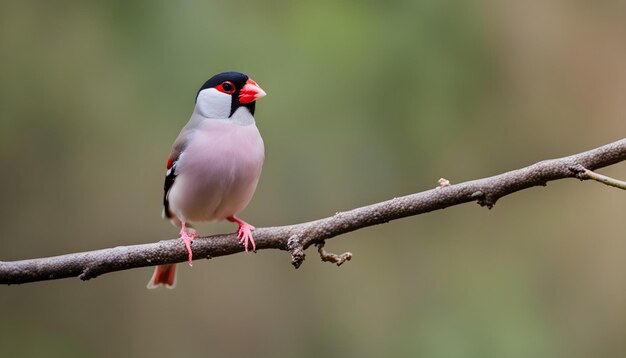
{"left": 180, "top": 222, "right": 197, "bottom": 266}
{"left": 227, "top": 216, "right": 256, "bottom": 253}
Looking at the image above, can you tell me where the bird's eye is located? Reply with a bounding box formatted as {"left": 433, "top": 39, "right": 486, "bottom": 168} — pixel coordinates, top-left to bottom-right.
{"left": 217, "top": 81, "right": 235, "bottom": 94}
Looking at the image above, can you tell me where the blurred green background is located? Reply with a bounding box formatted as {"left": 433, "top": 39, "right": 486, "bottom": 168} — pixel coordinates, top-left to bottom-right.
{"left": 1, "top": 1, "right": 625, "bottom": 357}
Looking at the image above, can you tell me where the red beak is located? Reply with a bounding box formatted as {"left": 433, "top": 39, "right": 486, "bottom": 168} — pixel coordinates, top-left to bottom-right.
{"left": 239, "top": 79, "right": 266, "bottom": 104}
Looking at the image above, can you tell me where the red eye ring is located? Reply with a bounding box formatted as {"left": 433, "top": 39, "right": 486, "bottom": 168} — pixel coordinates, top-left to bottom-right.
{"left": 216, "top": 81, "right": 236, "bottom": 94}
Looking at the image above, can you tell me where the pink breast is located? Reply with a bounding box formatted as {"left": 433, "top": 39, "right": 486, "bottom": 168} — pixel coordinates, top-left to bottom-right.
{"left": 167, "top": 120, "right": 265, "bottom": 223}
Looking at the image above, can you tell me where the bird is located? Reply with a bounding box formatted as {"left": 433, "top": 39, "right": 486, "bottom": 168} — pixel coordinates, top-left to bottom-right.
{"left": 147, "top": 71, "right": 266, "bottom": 289}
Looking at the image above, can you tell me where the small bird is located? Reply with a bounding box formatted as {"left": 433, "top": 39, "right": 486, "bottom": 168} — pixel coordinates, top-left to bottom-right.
{"left": 147, "top": 72, "right": 266, "bottom": 289}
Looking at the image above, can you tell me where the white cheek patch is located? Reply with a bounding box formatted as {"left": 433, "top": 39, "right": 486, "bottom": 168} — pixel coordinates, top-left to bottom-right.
{"left": 196, "top": 88, "right": 232, "bottom": 119}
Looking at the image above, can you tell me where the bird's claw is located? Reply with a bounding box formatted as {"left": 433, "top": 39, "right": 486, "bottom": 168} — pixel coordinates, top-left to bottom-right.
{"left": 236, "top": 223, "right": 256, "bottom": 253}
{"left": 179, "top": 227, "right": 197, "bottom": 266}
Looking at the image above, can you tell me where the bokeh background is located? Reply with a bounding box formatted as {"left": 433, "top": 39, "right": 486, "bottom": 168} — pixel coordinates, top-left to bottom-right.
{"left": 1, "top": 1, "right": 625, "bottom": 357}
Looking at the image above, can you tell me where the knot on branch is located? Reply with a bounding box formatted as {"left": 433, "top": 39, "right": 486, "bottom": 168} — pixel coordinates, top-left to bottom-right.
{"left": 569, "top": 164, "right": 587, "bottom": 180}
{"left": 470, "top": 190, "right": 496, "bottom": 209}
{"left": 316, "top": 241, "right": 352, "bottom": 267}
{"left": 79, "top": 267, "right": 95, "bottom": 281}
{"left": 287, "top": 235, "right": 305, "bottom": 269}
{"left": 437, "top": 178, "right": 451, "bottom": 188}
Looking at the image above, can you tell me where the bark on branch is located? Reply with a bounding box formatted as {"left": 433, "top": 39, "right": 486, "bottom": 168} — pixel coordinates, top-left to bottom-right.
{"left": 1, "top": 138, "right": 625, "bottom": 285}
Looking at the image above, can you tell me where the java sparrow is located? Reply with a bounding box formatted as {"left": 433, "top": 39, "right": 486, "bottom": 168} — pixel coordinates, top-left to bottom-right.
{"left": 147, "top": 72, "right": 266, "bottom": 288}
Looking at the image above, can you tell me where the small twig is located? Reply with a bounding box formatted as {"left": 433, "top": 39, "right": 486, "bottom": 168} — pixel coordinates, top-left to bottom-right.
{"left": 316, "top": 241, "right": 352, "bottom": 267}
{"left": 574, "top": 166, "right": 626, "bottom": 190}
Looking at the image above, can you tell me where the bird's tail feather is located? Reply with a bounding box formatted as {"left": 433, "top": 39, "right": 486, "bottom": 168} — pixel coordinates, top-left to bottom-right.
{"left": 147, "top": 264, "right": 177, "bottom": 289}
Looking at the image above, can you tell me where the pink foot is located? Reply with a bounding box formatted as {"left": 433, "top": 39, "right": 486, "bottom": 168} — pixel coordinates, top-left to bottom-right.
{"left": 180, "top": 222, "right": 197, "bottom": 266}
{"left": 227, "top": 216, "right": 256, "bottom": 253}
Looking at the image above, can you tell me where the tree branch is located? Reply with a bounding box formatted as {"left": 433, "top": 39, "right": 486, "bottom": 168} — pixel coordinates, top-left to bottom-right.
{"left": 1, "top": 138, "right": 625, "bottom": 285}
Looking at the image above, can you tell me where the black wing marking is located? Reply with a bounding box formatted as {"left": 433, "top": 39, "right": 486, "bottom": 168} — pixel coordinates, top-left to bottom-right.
{"left": 163, "top": 161, "right": 178, "bottom": 219}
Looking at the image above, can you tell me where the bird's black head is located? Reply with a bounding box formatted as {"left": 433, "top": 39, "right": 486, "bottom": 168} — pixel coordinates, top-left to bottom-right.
{"left": 195, "top": 72, "right": 266, "bottom": 119}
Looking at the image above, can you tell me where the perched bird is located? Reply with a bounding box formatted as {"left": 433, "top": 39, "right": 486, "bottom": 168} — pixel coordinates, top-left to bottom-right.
{"left": 147, "top": 71, "right": 266, "bottom": 289}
